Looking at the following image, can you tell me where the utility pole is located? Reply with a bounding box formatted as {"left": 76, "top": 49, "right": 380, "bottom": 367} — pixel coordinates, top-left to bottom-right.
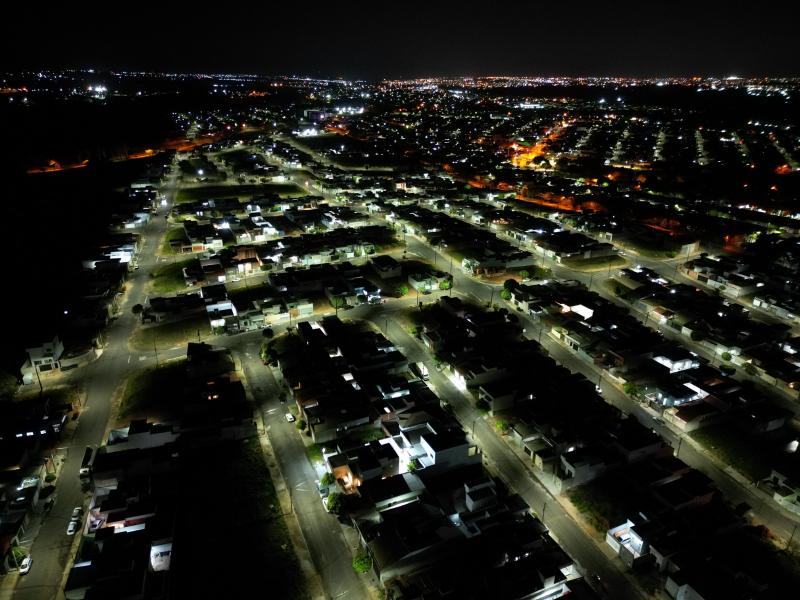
{"left": 489, "top": 287, "right": 495, "bottom": 308}
{"left": 449, "top": 257, "right": 454, "bottom": 297}
{"left": 154, "top": 339, "right": 159, "bottom": 366}
{"left": 788, "top": 524, "right": 797, "bottom": 551}
{"left": 675, "top": 244, "right": 691, "bottom": 276}
{"left": 31, "top": 353, "right": 43, "bottom": 397}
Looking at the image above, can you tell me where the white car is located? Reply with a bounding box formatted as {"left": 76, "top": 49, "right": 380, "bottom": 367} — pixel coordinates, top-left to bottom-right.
{"left": 71, "top": 507, "right": 83, "bottom": 519}
{"left": 285, "top": 413, "right": 296, "bottom": 423}
{"left": 19, "top": 556, "right": 32, "bottom": 575}
{"left": 67, "top": 520, "right": 79, "bottom": 536}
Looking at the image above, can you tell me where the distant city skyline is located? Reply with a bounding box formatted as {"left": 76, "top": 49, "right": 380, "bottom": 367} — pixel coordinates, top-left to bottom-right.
{"left": 4, "top": 1, "right": 799, "bottom": 79}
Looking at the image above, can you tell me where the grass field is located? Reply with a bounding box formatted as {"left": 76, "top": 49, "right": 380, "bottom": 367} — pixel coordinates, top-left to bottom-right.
{"left": 561, "top": 255, "right": 627, "bottom": 272}
{"left": 175, "top": 183, "right": 305, "bottom": 204}
{"left": 118, "top": 359, "right": 186, "bottom": 422}
{"left": 566, "top": 473, "right": 633, "bottom": 535}
{"left": 148, "top": 259, "right": 195, "bottom": 295}
{"left": 131, "top": 313, "right": 210, "bottom": 351}
{"left": 160, "top": 226, "right": 189, "bottom": 255}
{"left": 691, "top": 424, "right": 773, "bottom": 482}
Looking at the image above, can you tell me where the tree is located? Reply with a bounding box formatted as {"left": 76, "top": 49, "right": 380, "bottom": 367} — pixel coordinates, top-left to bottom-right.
{"left": 623, "top": 382, "right": 644, "bottom": 398}
{"left": 518, "top": 269, "right": 530, "bottom": 280}
{"left": 499, "top": 289, "right": 512, "bottom": 301}
{"left": 494, "top": 420, "right": 511, "bottom": 434}
{"left": 690, "top": 330, "right": 705, "bottom": 342}
{"left": 12, "top": 547, "right": 27, "bottom": 566}
{"left": 352, "top": 549, "right": 372, "bottom": 574}
{"left": 395, "top": 284, "right": 409, "bottom": 297}
{"left": 720, "top": 352, "right": 732, "bottom": 362}
{"left": 326, "top": 492, "right": 345, "bottom": 514}
{"left": 296, "top": 419, "right": 307, "bottom": 431}
{"left": 320, "top": 472, "right": 335, "bottom": 487}
{"left": 330, "top": 295, "right": 346, "bottom": 315}
{"left": 407, "top": 458, "right": 420, "bottom": 473}
{"left": 262, "top": 327, "right": 274, "bottom": 339}
{"left": 503, "top": 279, "right": 517, "bottom": 291}
{"left": 438, "top": 279, "right": 452, "bottom": 291}
{"left": 131, "top": 304, "right": 143, "bottom": 315}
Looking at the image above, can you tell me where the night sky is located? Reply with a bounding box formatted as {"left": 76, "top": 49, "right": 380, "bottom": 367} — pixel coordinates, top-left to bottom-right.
{"left": 4, "top": 1, "right": 798, "bottom": 78}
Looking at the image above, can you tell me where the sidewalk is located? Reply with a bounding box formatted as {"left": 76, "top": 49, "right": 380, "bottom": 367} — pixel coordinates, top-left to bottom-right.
{"left": 491, "top": 427, "right": 659, "bottom": 599}
{"left": 0, "top": 447, "right": 70, "bottom": 598}
{"left": 339, "top": 522, "right": 383, "bottom": 600}
{"left": 0, "top": 571, "right": 20, "bottom": 600}
{"left": 244, "top": 367, "right": 325, "bottom": 600}
{"left": 537, "top": 318, "right": 800, "bottom": 533}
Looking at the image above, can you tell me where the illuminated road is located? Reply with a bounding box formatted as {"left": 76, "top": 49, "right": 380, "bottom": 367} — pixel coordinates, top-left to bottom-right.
{"left": 9, "top": 166, "right": 179, "bottom": 600}
{"left": 404, "top": 235, "right": 800, "bottom": 547}
{"left": 237, "top": 338, "right": 371, "bottom": 600}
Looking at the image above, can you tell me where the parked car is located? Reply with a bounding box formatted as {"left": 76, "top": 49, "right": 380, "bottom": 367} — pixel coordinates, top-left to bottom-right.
{"left": 71, "top": 507, "right": 83, "bottom": 519}
{"left": 284, "top": 413, "right": 296, "bottom": 423}
{"left": 67, "top": 520, "right": 79, "bottom": 536}
{"left": 19, "top": 556, "right": 32, "bottom": 574}
{"left": 316, "top": 480, "right": 329, "bottom": 499}
{"left": 410, "top": 361, "right": 430, "bottom": 381}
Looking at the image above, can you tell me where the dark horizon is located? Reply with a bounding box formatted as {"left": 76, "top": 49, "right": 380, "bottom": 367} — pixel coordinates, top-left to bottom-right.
{"left": 4, "top": 1, "right": 799, "bottom": 79}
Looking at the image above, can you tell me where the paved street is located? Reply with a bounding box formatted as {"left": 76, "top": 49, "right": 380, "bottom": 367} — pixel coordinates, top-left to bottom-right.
{"left": 417, "top": 235, "right": 800, "bottom": 538}
{"left": 359, "top": 306, "right": 647, "bottom": 600}
{"left": 9, "top": 168, "right": 178, "bottom": 600}
{"left": 237, "top": 338, "right": 370, "bottom": 600}
{"left": 12, "top": 157, "right": 798, "bottom": 600}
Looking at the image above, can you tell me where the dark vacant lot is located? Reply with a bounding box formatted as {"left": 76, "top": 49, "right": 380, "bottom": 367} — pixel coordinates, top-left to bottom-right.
{"left": 171, "top": 438, "right": 307, "bottom": 598}
{"left": 118, "top": 359, "right": 186, "bottom": 423}
{"left": 175, "top": 182, "right": 305, "bottom": 204}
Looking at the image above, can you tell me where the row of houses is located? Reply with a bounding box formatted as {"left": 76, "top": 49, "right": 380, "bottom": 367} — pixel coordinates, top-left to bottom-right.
{"left": 271, "top": 316, "right": 600, "bottom": 599}
{"left": 22, "top": 233, "right": 141, "bottom": 385}
{"left": 0, "top": 395, "right": 72, "bottom": 571}
{"left": 615, "top": 265, "right": 800, "bottom": 396}
{"left": 64, "top": 343, "right": 256, "bottom": 599}
{"left": 386, "top": 205, "right": 538, "bottom": 275}
{"left": 601, "top": 453, "right": 800, "bottom": 599}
